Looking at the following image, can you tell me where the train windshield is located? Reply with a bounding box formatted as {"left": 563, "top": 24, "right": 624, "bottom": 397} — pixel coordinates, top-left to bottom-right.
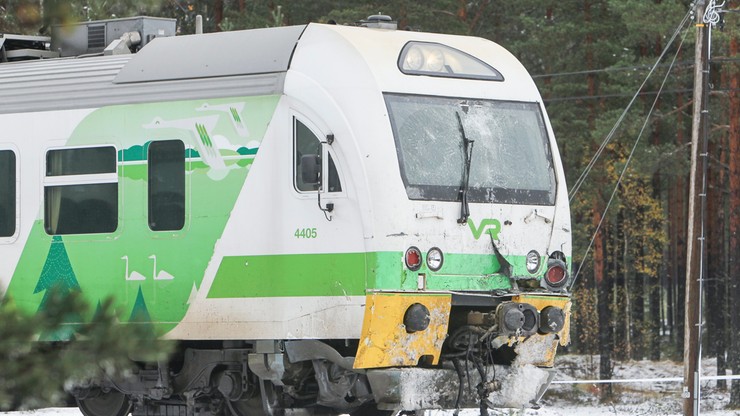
{"left": 385, "top": 93, "right": 556, "bottom": 205}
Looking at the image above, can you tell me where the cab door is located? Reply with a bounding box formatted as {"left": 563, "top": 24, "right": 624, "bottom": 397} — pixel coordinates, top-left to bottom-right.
{"left": 283, "top": 111, "right": 367, "bottom": 336}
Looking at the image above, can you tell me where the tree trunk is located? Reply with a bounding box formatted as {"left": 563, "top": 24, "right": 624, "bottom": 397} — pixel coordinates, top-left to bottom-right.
{"left": 672, "top": 90, "right": 688, "bottom": 359}
{"left": 582, "top": 0, "right": 612, "bottom": 400}
{"left": 728, "top": 35, "right": 740, "bottom": 408}
{"left": 649, "top": 278, "right": 661, "bottom": 360}
{"left": 649, "top": 52, "right": 662, "bottom": 361}
{"left": 634, "top": 268, "right": 646, "bottom": 360}
{"left": 623, "top": 227, "right": 631, "bottom": 360}
{"left": 214, "top": 0, "right": 223, "bottom": 31}
{"left": 594, "top": 207, "right": 613, "bottom": 401}
{"left": 717, "top": 139, "right": 728, "bottom": 391}
{"left": 615, "top": 218, "right": 628, "bottom": 360}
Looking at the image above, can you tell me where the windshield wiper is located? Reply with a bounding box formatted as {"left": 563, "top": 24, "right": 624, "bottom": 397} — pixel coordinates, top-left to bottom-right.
{"left": 456, "top": 111, "right": 474, "bottom": 224}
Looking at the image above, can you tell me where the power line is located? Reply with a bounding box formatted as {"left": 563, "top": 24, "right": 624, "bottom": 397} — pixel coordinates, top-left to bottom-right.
{"left": 567, "top": 7, "right": 693, "bottom": 291}
{"left": 543, "top": 86, "right": 740, "bottom": 103}
{"left": 531, "top": 60, "right": 693, "bottom": 79}
{"left": 531, "top": 57, "right": 740, "bottom": 80}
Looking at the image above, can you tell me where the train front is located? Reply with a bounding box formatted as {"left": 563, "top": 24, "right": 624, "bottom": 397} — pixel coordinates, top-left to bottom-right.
{"left": 304, "top": 23, "right": 572, "bottom": 411}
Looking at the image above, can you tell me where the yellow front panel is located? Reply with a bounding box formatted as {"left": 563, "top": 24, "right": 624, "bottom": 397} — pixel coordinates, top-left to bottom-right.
{"left": 511, "top": 294, "right": 571, "bottom": 367}
{"left": 512, "top": 294, "right": 571, "bottom": 346}
{"left": 353, "top": 293, "right": 451, "bottom": 369}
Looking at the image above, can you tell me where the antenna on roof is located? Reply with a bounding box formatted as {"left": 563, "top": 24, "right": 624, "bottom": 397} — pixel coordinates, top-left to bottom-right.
{"left": 195, "top": 15, "right": 204, "bottom": 34}
{"left": 359, "top": 15, "right": 397, "bottom": 30}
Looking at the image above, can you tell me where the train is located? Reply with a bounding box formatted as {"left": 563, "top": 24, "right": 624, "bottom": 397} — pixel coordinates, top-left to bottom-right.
{"left": 0, "top": 15, "right": 572, "bottom": 416}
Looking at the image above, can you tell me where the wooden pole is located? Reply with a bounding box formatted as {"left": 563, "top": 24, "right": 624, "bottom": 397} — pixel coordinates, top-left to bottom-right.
{"left": 684, "top": 2, "right": 708, "bottom": 415}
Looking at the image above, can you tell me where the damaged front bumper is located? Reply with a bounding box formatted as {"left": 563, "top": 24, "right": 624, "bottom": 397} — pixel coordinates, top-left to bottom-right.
{"left": 351, "top": 292, "right": 570, "bottom": 410}
{"left": 366, "top": 362, "right": 555, "bottom": 410}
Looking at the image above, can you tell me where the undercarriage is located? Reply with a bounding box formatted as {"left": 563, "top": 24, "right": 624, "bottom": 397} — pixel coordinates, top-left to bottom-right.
{"left": 70, "top": 297, "right": 568, "bottom": 416}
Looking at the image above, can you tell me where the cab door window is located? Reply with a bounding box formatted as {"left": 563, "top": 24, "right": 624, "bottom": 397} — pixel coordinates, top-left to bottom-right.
{"left": 293, "top": 118, "right": 342, "bottom": 193}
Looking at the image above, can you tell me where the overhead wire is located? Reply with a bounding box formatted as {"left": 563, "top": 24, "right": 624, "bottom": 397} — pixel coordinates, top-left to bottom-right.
{"left": 567, "top": 8, "right": 694, "bottom": 202}
{"left": 544, "top": 85, "right": 740, "bottom": 103}
{"left": 568, "top": 10, "right": 693, "bottom": 291}
{"left": 531, "top": 60, "right": 693, "bottom": 79}
{"left": 536, "top": 59, "right": 740, "bottom": 81}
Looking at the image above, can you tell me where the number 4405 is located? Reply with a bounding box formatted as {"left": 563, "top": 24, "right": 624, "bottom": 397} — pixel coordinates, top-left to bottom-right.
{"left": 294, "top": 228, "right": 317, "bottom": 239}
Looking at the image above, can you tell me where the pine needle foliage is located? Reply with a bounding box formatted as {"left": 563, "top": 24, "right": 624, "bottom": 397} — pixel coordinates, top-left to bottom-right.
{"left": 0, "top": 287, "right": 171, "bottom": 411}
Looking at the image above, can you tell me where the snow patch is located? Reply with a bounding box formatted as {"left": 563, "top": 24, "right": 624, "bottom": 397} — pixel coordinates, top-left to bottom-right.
{"left": 486, "top": 365, "right": 550, "bottom": 409}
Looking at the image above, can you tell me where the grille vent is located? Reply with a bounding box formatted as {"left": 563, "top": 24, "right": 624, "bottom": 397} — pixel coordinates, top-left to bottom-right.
{"left": 87, "top": 25, "right": 105, "bottom": 49}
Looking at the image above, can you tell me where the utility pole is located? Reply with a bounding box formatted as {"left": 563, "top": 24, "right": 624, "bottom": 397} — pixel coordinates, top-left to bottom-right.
{"left": 684, "top": 1, "right": 709, "bottom": 415}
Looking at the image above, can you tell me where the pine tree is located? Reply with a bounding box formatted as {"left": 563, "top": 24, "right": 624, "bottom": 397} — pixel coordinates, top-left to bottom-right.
{"left": 1, "top": 240, "right": 169, "bottom": 409}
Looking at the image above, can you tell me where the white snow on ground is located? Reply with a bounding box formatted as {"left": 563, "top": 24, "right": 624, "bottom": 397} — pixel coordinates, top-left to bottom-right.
{"left": 534, "top": 355, "right": 739, "bottom": 416}
{"left": 2, "top": 355, "right": 737, "bottom": 415}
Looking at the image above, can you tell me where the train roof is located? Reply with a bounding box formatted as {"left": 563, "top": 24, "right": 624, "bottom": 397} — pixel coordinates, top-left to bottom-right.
{"left": 0, "top": 22, "right": 532, "bottom": 115}
{"left": 0, "top": 24, "right": 306, "bottom": 114}
{"left": 113, "top": 25, "right": 305, "bottom": 84}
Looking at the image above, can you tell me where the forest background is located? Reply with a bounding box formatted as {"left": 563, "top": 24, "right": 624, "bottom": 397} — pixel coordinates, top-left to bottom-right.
{"left": 1, "top": 0, "right": 739, "bottom": 410}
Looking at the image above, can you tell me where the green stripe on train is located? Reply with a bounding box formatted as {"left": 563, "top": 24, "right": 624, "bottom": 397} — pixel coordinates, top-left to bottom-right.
{"left": 207, "top": 253, "right": 367, "bottom": 298}
{"left": 206, "top": 251, "right": 520, "bottom": 298}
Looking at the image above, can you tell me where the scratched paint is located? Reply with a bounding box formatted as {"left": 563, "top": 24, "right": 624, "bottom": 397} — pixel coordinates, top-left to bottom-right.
{"left": 354, "top": 293, "right": 451, "bottom": 369}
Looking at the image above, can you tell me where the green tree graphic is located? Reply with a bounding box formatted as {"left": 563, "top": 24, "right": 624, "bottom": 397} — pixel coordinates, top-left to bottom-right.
{"left": 130, "top": 286, "right": 151, "bottom": 322}
{"left": 34, "top": 235, "right": 82, "bottom": 340}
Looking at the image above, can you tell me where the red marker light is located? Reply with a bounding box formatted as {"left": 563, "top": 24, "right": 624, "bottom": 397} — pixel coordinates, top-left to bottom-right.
{"left": 405, "top": 247, "right": 422, "bottom": 271}
{"left": 545, "top": 264, "right": 567, "bottom": 286}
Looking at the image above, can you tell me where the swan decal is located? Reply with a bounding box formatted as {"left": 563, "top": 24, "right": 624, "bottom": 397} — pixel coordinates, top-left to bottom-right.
{"left": 122, "top": 255, "right": 146, "bottom": 281}
{"left": 149, "top": 254, "right": 174, "bottom": 280}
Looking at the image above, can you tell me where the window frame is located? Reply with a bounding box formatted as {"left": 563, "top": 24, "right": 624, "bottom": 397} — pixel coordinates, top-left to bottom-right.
{"left": 147, "top": 139, "right": 186, "bottom": 232}
{"left": 43, "top": 145, "right": 119, "bottom": 236}
{"left": 384, "top": 93, "right": 557, "bottom": 206}
{"left": 0, "top": 147, "right": 18, "bottom": 240}
{"left": 292, "top": 116, "right": 345, "bottom": 197}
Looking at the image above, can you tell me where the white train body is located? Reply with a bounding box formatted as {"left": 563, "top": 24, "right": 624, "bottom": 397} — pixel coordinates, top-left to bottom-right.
{"left": 0, "top": 20, "right": 572, "bottom": 416}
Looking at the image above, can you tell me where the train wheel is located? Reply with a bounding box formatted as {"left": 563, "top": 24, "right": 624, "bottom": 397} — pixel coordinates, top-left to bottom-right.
{"left": 77, "top": 389, "right": 131, "bottom": 416}
{"left": 226, "top": 396, "right": 265, "bottom": 416}
{"left": 226, "top": 378, "right": 282, "bottom": 416}
{"left": 350, "top": 403, "right": 394, "bottom": 416}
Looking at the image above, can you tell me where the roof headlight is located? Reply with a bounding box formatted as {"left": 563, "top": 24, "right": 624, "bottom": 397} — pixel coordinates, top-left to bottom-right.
{"left": 425, "top": 48, "right": 445, "bottom": 72}
{"left": 403, "top": 46, "right": 425, "bottom": 70}
{"left": 426, "top": 247, "right": 444, "bottom": 271}
{"left": 398, "top": 41, "right": 504, "bottom": 81}
{"left": 526, "top": 250, "right": 540, "bottom": 274}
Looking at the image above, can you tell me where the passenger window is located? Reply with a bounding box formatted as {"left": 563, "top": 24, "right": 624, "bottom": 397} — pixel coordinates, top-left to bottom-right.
{"left": 293, "top": 119, "right": 342, "bottom": 193}
{"left": 46, "top": 146, "right": 116, "bottom": 176}
{"left": 0, "top": 150, "right": 16, "bottom": 238}
{"left": 44, "top": 146, "right": 118, "bottom": 235}
{"left": 148, "top": 140, "right": 185, "bottom": 231}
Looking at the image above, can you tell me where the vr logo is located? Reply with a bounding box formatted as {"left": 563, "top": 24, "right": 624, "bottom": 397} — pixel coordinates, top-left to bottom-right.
{"left": 467, "top": 218, "right": 501, "bottom": 240}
